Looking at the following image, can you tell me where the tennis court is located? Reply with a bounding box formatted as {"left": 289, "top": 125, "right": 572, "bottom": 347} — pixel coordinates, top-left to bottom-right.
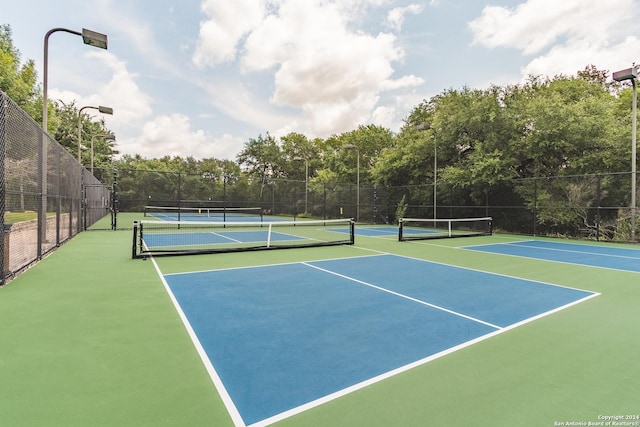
{"left": 331, "top": 225, "right": 398, "bottom": 237}
{"left": 143, "top": 229, "right": 306, "bottom": 249}
{"left": 464, "top": 240, "right": 640, "bottom": 273}
{"left": 144, "top": 206, "right": 267, "bottom": 222}
{"left": 161, "top": 253, "right": 596, "bottom": 426}
{"left": 1, "top": 215, "right": 639, "bottom": 427}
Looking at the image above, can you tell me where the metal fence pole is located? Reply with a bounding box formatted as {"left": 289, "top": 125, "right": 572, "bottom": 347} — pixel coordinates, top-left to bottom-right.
{"left": 37, "top": 130, "right": 45, "bottom": 258}
{"left": 0, "top": 93, "right": 7, "bottom": 283}
{"left": 111, "top": 167, "right": 118, "bottom": 230}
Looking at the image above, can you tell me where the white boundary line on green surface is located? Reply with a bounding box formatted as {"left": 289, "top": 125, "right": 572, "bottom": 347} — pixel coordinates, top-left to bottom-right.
{"left": 151, "top": 247, "right": 602, "bottom": 427}
{"left": 149, "top": 256, "right": 247, "bottom": 427}
{"left": 251, "top": 288, "right": 599, "bottom": 427}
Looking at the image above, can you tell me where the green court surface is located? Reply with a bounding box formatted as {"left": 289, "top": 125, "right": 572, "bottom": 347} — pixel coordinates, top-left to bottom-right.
{"left": 1, "top": 214, "right": 639, "bottom": 427}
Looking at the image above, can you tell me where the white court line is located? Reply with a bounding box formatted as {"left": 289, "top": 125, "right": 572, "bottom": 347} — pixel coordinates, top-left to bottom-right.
{"left": 152, "top": 252, "right": 601, "bottom": 427}
{"left": 248, "top": 277, "right": 599, "bottom": 427}
{"left": 163, "top": 253, "right": 388, "bottom": 276}
{"left": 459, "top": 244, "right": 640, "bottom": 275}
{"left": 210, "top": 231, "right": 242, "bottom": 243}
{"left": 503, "top": 241, "right": 640, "bottom": 260}
{"left": 301, "top": 262, "right": 503, "bottom": 330}
{"left": 149, "top": 256, "right": 247, "bottom": 427}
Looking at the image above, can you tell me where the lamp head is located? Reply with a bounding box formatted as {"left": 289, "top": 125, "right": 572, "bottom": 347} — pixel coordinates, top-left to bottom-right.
{"left": 613, "top": 67, "right": 638, "bottom": 82}
{"left": 82, "top": 28, "right": 108, "bottom": 50}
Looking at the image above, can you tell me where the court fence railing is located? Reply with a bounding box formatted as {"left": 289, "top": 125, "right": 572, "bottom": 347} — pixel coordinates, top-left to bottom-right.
{"left": 0, "top": 91, "right": 111, "bottom": 284}
{"left": 2, "top": 89, "right": 638, "bottom": 281}
{"left": 101, "top": 166, "right": 638, "bottom": 244}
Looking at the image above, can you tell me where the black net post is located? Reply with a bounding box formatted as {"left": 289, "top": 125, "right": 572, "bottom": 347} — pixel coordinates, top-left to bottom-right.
{"left": 111, "top": 166, "right": 118, "bottom": 230}
{"left": 131, "top": 221, "right": 139, "bottom": 258}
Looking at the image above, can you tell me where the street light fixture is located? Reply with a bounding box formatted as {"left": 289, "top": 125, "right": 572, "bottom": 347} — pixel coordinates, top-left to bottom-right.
{"left": 343, "top": 144, "right": 360, "bottom": 222}
{"left": 293, "top": 156, "right": 309, "bottom": 214}
{"left": 613, "top": 65, "right": 638, "bottom": 242}
{"left": 77, "top": 105, "right": 113, "bottom": 161}
{"left": 39, "top": 27, "right": 108, "bottom": 255}
{"left": 42, "top": 28, "right": 109, "bottom": 134}
{"left": 91, "top": 133, "right": 116, "bottom": 175}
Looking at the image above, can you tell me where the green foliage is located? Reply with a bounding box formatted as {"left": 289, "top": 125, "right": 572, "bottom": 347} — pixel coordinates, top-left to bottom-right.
{"left": 394, "top": 195, "right": 408, "bottom": 224}
{"left": 0, "top": 24, "right": 40, "bottom": 118}
{"left": 236, "top": 133, "right": 284, "bottom": 178}
{"left": 2, "top": 28, "right": 635, "bottom": 236}
{"left": 611, "top": 211, "right": 640, "bottom": 242}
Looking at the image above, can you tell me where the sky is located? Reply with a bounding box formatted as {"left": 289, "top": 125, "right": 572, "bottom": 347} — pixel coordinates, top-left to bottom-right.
{"left": 3, "top": 0, "right": 640, "bottom": 160}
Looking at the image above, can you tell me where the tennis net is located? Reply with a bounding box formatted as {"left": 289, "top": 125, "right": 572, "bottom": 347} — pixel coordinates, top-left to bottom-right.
{"left": 398, "top": 217, "right": 492, "bottom": 241}
{"left": 132, "top": 218, "right": 355, "bottom": 258}
{"left": 143, "top": 205, "right": 263, "bottom": 222}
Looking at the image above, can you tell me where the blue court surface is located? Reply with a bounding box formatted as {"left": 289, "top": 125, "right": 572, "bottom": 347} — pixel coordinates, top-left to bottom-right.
{"left": 161, "top": 254, "right": 597, "bottom": 426}
{"left": 144, "top": 230, "right": 304, "bottom": 248}
{"left": 147, "top": 211, "right": 266, "bottom": 222}
{"left": 463, "top": 240, "right": 640, "bottom": 273}
{"left": 329, "top": 225, "right": 398, "bottom": 237}
{"left": 147, "top": 213, "right": 286, "bottom": 223}
{"left": 329, "top": 225, "right": 436, "bottom": 238}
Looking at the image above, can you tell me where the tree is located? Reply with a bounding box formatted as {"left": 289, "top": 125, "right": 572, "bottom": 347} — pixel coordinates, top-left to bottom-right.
{"left": 236, "top": 133, "right": 287, "bottom": 203}
{"left": 52, "top": 100, "right": 117, "bottom": 171}
{"left": 319, "top": 125, "right": 394, "bottom": 187}
{"left": 279, "top": 132, "right": 319, "bottom": 181}
{"left": 236, "top": 134, "right": 284, "bottom": 179}
{"left": 0, "top": 24, "right": 40, "bottom": 118}
{"left": 371, "top": 125, "right": 429, "bottom": 186}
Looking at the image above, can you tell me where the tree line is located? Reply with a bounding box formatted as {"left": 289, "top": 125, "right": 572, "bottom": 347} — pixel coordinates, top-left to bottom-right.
{"left": 2, "top": 24, "right": 638, "bottom": 237}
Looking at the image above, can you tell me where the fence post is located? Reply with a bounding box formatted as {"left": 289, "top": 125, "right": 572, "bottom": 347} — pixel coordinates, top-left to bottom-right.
{"left": 37, "top": 129, "right": 45, "bottom": 258}
{"left": 323, "top": 183, "right": 327, "bottom": 220}
{"left": 533, "top": 178, "right": 538, "bottom": 236}
{"left": 55, "top": 145, "right": 61, "bottom": 246}
{"left": 596, "top": 174, "right": 601, "bottom": 241}
{"left": 0, "top": 92, "right": 7, "bottom": 283}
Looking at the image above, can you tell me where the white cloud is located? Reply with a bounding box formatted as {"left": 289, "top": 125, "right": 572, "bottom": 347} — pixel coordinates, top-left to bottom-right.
{"left": 119, "top": 114, "right": 243, "bottom": 160}
{"left": 468, "top": 0, "right": 639, "bottom": 78}
{"left": 49, "top": 50, "right": 153, "bottom": 133}
{"left": 193, "top": 0, "right": 423, "bottom": 139}
{"left": 386, "top": 4, "right": 424, "bottom": 31}
{"left": 469, "top": 0, "right": 633, "bottom": 54}
{"left": 192, "top": 0, "right": 267, "bottom": 67}
{"left": 523, "top": 35, "right": 640, "bottom": 78}
{"left": 371, "top": 105, "right": 396, "bottom": 128}
{"left": 86, "top": 51, "right": 153, "bottom": 125}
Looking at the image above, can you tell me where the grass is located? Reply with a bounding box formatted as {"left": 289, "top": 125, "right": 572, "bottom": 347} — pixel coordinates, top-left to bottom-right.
{"left": 4, "top": 210, "right": 58, "bottom": 224}
{"left": 0, "top": 225, "right": 638, "bottom": 426}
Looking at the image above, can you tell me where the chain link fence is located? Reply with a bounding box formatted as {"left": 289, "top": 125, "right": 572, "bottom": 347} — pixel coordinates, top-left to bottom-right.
{"left": 2, "top": 90, "right": 638, "bottom": 283}
{"left": 1, "top": 91, "right": 111, "bottom": 283}
{"left": 103, "top": 167, "right": 637, "bottom": 243}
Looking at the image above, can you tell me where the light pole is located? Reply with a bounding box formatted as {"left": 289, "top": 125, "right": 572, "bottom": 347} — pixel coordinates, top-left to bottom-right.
{"left": 43, "top": 28, "right": 108, "bottom": 134}
{"left": 77, "top": 105, "right": 113, "bottom": 162}
{"left": 294, "top": 156, "right": 309, "bottom": 214}
{"left": 39, "top": 27, "right": 108, "bottom": 254}
{"left": 91, "top": 133, "right": 116, "bottom": 175}
{"left": 416, "top": 123, "right": 438, "bottom": 218}
{"left": 343, "top": 144, "right": 360, "bottom": 222}
{"left": 613, "top": 65, "right": 638, "bottom": 242}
